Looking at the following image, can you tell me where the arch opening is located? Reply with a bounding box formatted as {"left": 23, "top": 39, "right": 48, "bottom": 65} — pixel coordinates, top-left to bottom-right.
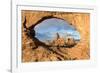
{"left": 34, "top": 18, "right": 80, "bottom": 47}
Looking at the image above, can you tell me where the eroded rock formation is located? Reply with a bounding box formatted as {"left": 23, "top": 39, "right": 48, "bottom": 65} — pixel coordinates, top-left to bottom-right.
{"left": 22, "top": 10, "right": 90, "bottom": 62}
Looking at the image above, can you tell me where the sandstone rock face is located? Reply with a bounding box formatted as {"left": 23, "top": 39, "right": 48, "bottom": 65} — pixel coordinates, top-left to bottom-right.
{"left": 22, "top": 10, "right": 90, "bottom": 62}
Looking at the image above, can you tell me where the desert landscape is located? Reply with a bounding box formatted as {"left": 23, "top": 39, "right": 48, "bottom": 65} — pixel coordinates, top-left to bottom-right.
{"left": 21, "top": 10, "right": 90, "bottom": 62}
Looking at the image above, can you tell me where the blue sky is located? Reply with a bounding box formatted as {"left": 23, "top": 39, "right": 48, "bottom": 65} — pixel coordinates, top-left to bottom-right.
{"left": 34, "top": 18, "right": 80, "bottom": 42}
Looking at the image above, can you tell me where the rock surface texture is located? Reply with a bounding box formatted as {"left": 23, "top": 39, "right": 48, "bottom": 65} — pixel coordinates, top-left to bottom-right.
{"left": 21, "top": 10, "right": 90, "bottom": 62}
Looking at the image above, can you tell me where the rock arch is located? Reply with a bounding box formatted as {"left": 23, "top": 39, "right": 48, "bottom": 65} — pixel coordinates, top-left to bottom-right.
{"left": 22, "top": 10, "right": 90, "bottom": 60}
